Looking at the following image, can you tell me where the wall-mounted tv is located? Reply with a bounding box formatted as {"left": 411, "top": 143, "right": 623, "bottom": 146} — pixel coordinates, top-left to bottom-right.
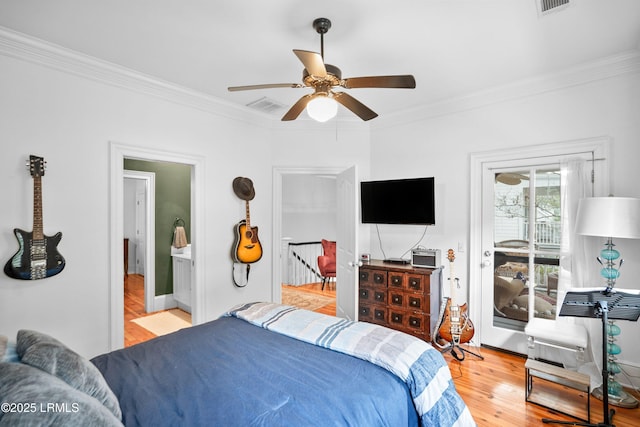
{"left": 360, "top": 177, "right": 435, "bottom": 225}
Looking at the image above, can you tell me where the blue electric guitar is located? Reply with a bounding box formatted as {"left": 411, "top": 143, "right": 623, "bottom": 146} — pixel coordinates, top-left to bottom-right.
{"left": 4, "top": 155, "right": 65, "bottom": 280}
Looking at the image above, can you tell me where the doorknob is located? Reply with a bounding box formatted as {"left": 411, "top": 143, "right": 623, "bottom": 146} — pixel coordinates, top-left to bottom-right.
{"left": 483, "top": 260, "right": 492, "bottom": 267}
{"left": 348, "top": 261, "right": 363, "bottom": 267}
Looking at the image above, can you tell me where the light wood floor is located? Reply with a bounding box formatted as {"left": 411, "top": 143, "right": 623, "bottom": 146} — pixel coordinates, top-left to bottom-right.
{"left": 283, "top": 281, "right": 337, "bottom": 315}
{"left": 443, "top": 343, "right": 639, "bottom": 426}
{"left": 125, "top": 279, "right": 638, "bottom": 425}
{"left": 124, "top": 274, "right": 193, "bottom": 347}
{"left": 124, "top": 274, "right": 157, "bottom": 347}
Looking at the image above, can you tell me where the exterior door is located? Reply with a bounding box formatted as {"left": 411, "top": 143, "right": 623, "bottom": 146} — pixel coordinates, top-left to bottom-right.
{"left": 472, "top": 140, "right": 607, "bottom": 354}
{"left": 336, "top": 166, "right": 359, "bottom": 320}
{"left": 480, "top": 165, "right": 563, "bottom": 353}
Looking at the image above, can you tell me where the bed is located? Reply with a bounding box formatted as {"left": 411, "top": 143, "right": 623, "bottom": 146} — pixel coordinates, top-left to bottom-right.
{"left": 1, "top": 302, "right": 475, "bottom": 426}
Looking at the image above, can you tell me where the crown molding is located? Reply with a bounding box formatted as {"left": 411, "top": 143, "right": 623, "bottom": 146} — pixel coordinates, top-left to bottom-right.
{"left": 2, "top": 26, "right": 638, "bottom": 132}
{"left": 0, "top": 26, "right": 271, "bottom": 128}
{"left": 374, "top": 49, "right": 640, "bottom": 130}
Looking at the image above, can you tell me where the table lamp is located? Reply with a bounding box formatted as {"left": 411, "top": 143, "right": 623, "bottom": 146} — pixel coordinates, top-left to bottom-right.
{"left": 575, "top": 196, "right": 640, "bottom": 408}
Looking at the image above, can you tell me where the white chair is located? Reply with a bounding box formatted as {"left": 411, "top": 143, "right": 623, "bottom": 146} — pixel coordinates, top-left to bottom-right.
{"left": 525, "top": 318, "right": 588, "bottom": 365}
{"left": 524, "top": 289, "right": 589, "bottom": 368}
{"left": 524, "top": 289, "right": 591, "bottom": 422}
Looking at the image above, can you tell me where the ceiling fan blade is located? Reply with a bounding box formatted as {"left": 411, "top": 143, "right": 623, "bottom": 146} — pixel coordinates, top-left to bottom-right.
{"left": 228, "top": 83, "right": 303, "bottom": 92}
{"left": 293, "top": 50, "right": 326, "bottom": 77}
{"left": 333, "top": 92, "right": 378, "bottom": 121}
{"left": 342, "top": 75, "right": 416, "bottom": 89}
{"left": 281, "top": 94, "right": 313, "bottom": 121}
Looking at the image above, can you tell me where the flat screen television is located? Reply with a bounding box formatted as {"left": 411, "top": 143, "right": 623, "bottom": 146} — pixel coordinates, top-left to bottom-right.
{"left": 360, "top": 177, "right": 435, "bottom": 225}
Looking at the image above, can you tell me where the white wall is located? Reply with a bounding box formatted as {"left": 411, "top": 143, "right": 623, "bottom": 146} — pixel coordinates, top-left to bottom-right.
{"left": 369, "top": 69, "right": 640, "bottom": 386}
{"left": 282, "top": 174, "right": 337, "bottom": 242}
{"left": 0, "top": 44, "right": 372, "bottom": 358}
{"left": 269, "top": 121, "right": 373, "bottom": 259}
{"left": 0, "top": 51, "right": 273, "bottom": 358}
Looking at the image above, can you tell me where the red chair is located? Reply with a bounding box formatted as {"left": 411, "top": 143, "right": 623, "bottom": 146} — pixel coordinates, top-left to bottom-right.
{"left": 317, "top": 239, "right": 336, "bottom": 290}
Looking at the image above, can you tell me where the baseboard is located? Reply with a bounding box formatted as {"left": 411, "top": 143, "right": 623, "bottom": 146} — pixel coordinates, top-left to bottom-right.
{"left": 480, "top": 344, "right": 527, "bottom": 359}
{"left": 153, "top": 294, "right": 178, "bottom": 312}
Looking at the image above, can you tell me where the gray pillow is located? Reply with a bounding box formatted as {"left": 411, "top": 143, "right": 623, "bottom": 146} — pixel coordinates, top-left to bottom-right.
{"left": 0, "top": 362, "right": 122, "bottom": 426}
{"left": 16, "top": 330, "right": 122, "bottom": 421}
{"left": 0, "top": 336, "right": 6, "bottom": 361}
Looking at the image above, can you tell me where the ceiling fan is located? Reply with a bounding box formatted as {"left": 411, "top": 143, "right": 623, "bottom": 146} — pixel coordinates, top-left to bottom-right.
{"left": 228, "top": 18, "right": 416, "bottom": 122}
{"left": 495, "top": 173, "right": 530, "bottom": 185}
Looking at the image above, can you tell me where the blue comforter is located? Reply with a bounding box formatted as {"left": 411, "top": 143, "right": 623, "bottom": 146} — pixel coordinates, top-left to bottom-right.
{"left": 226, "top": 303, "right": 475, "bottom": 427}
{"left": 92, "top": 314, "right": 419, "bottom": 426}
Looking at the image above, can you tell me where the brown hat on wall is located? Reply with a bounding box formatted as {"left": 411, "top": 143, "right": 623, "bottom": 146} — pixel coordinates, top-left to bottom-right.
{"left": 232, "top": 177, "right": 255, "bottom": 201}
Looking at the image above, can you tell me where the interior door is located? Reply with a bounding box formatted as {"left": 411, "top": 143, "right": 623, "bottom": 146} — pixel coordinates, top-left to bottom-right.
{"left": 135, "top": 187, "right": 146, "bottom": 275}
{"left": 336, "top": 166, "right": 359, "bottom": 320}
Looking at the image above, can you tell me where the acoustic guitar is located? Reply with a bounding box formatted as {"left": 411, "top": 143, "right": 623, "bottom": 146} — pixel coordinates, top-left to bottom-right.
{"left": 4, "top": 155, "right": 65, "bottom": 280}
{"left": 232, "top": 199, "right": 262, "bottom": 264}
{"left": 435, "top": 249, "right": 474, "bottom": 356}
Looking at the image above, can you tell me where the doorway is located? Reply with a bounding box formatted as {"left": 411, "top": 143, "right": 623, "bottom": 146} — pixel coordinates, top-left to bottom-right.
{"left": 469, "top": 138, "right": 608, "bottom": 354}
{"left": 272, "top": 166, "right": 359, "bottom": 321}
{"left": 109, "top": 142, "right": 205, "bottom": 350}
{"left": 124, "top": 170, "right": 155, "bottom": 313}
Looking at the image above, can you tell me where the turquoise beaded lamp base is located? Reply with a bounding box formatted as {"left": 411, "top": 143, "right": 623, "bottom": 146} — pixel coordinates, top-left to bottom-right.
{"left": 590, "top": 242, "right": 639, "bottom": 408}
{"left": 592, "top": 386, "right": 638, "bottom": 408}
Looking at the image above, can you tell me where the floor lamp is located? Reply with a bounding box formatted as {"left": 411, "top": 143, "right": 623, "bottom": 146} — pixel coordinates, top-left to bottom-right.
{"left": 574, "top": 196, "right": 640, "bottom": 408}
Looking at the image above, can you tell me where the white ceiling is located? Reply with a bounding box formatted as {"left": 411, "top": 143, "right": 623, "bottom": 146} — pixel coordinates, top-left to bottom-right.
{"left": 1, "top": 0, "right": 639, "bottom": 120}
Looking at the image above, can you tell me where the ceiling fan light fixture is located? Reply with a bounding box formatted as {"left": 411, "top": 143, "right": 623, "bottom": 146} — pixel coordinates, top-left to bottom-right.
{"left": 306, "top": 94, "right": 337, "bottom": 122}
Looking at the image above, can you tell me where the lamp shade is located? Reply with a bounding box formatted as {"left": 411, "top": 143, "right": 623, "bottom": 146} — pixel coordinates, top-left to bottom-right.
{"left": 575, "top": 197, "right": 640, "bottom": 238}
{"left": 306, "top": 94, "right": 337, "bottom": 122}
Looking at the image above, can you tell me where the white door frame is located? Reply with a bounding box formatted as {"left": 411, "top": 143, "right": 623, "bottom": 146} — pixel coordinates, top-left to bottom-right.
{"left": 110, "top": 141, "right": 205, "bottom": 350}
{"left": 469, "top": 137, "right": 609, "bottom": 348}
{"left": 272, "top": 166, "right": 349, "bottom": 304}
{"left": 123, "top": 170, "right": 155, "bottom": 313}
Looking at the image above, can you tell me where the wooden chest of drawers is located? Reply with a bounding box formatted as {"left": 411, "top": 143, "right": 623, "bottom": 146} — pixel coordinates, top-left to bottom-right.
{"left": 358, "top": 260, "right": 440, "bottom": 342}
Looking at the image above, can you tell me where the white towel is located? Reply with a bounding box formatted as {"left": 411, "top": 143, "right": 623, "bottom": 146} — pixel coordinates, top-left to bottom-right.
{"left": 173, "top": 226, "right": 188, "bottom": 249}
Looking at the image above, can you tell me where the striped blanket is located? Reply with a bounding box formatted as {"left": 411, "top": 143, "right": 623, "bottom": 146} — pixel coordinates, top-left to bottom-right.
{"left": 225, "top": 302, "right": 476, "bottom": 427}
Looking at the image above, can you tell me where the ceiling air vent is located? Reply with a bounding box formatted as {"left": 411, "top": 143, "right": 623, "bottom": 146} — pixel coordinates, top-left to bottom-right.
{"left": 538, "top": 0, "right": 570, "bottom": 15}
{"left": 246, "top": 97, "right": 287, "bottom": 115}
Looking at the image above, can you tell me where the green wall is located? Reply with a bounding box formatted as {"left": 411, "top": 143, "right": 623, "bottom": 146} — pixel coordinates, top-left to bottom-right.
{"left": 124, "top": 159, "right": 191, "bottom": 296}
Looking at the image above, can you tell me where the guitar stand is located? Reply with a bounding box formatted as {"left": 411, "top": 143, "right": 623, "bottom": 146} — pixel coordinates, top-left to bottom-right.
{"left": 541, "top": 289, "right": 640, "bottom": 427}
{"left": 435, "top": 338, "right": 485, "bottom": 362}
{"left": 452, "top": 344, "right": 484, "bottom": 362}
